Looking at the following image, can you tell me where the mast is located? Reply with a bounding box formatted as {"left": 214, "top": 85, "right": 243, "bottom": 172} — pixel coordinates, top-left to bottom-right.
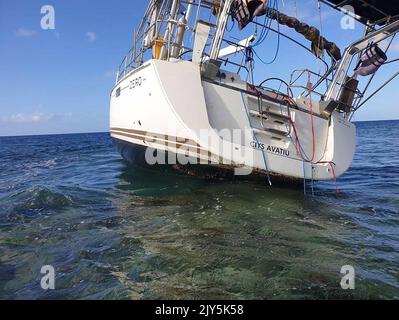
{"left": 160, "top": 0, "right": 180, "bottom": 60}
{"left": 209, "top": 0, "right": 234, "bottom": 61}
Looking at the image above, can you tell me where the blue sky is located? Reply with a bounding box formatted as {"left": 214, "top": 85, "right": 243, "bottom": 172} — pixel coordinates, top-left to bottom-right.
{"left": 0, "top": 0, "right": 398, "bottom": 136}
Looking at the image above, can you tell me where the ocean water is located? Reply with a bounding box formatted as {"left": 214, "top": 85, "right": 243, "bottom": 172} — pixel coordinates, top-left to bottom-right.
{"left": 0, "top": 120, "right": 398, "bottom": 300}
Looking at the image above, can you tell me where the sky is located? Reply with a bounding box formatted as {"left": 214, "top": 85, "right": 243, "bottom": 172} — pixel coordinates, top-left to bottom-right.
{"left": 0, "top": 0, "right": 398, "bottom": 137}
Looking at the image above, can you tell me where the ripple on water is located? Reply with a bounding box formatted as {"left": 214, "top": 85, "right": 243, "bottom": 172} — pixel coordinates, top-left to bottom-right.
{"left": 0, "top": 126, "right": 398, "bottom": 299}
{"left": 6, "top": 187, "right": 74, "bottom": 214}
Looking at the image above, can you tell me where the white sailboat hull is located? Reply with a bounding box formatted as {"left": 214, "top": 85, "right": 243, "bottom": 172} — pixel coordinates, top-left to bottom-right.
{"left": 110, "top": 59, "right": 356, "bottom": 181}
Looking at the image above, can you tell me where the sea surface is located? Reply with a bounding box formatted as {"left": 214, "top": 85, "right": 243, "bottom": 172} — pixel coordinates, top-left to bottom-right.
{"left": 0, "top": 120, "right": 398, "bottom": 300}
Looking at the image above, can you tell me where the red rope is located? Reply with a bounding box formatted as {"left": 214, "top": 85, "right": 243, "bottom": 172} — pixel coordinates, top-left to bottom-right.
{"left": 248, "top": 76, "right": 340, "bottom": 195}
{"left": 289, "top": 118, "right": 310, "bottom": 162}
{"left": 329, "top": 162, "right": 340, "bottom": 196}
{"left": 307, "top": 72, "right": 316, "bottom": 163}
{"left": 318, "top": 161, "right": 340, "bottom": 197}
{"left": 288, "top": 71, "right": 340, "bottom": 195}
{"left": 288, "top": 72, "right": 316, "bottom": 163}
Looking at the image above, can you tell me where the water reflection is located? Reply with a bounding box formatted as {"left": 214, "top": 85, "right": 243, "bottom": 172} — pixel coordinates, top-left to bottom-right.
{"left": 108, "top": 163, "right": 398, "bottom": 299}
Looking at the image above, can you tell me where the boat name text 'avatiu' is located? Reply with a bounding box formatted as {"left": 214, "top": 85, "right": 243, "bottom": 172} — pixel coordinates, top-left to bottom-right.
{"left": 250, "top": 141, "right": 290, "bottom": 157}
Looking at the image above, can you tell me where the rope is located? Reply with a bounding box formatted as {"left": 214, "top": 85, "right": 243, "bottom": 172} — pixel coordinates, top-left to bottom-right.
{"left": 241, "top": 92, "right": 272, "bottom": 186}
{"left": 242, "top": 2, "right": 337, "bottom": 194}
{"left": 287, "top": 71, "right": 340, "bottom": 196}
{"left": 302, "top": 161, "right": 307, "bottom": 195}
{"left": 308, "top": 72, "right": 316, "bottom": 163}
{"left": 288, "top": 71, "right": 316, "bottom": 163}
{"left": 252, "top": 0, "right": 281, "bottom": 65}
{"left": 253, "top": 6, "right": 272, "bottom": 47}
{"left": 329, "top": 162, "right": 340, "bottom": 196}
{"left": 311, "top": 164, "right": 315, "bottom": 196}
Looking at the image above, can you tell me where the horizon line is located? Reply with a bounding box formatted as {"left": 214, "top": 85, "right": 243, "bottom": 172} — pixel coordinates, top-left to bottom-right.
{"left": 0, "top": 130, "right": 110, "bottom": 138}
{"left": 0, "top": 118, "right": 398, "bottom": 138}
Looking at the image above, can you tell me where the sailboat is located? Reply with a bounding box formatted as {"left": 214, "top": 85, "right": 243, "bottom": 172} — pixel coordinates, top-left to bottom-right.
{"left": 109, "top": 0, "right": 399, "bottom": 184}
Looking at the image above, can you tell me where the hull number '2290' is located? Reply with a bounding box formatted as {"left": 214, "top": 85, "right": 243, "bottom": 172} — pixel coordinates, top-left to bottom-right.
{"left": 130, "top": 77, "right": 143, "bottom": 89}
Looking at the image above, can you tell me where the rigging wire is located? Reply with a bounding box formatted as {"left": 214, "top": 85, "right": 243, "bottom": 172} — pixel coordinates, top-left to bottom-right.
{"left": 253, "top": 5, "right": 273, "bottom": 48}
{"left": 250, "top": 0, "right": 281, "bottom": 65}
{"left": 316, "top": 0, "right": 330, "bottom": 85}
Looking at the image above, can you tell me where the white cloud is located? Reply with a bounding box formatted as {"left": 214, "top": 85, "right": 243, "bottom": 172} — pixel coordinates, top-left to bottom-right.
{"left": 15, "top": 28, "right": 37, "bottom": 38}
{"left": 0, "top": 112, "right": 78, "bottom": 136}
{"left": 86, "top": 31, "right": 97, "bottom": 42}
{"left": 2, "top": 112, "right": 54, "bottom": 124}
{"left": 0, "top": 112, "right": 72, "bottom": 124}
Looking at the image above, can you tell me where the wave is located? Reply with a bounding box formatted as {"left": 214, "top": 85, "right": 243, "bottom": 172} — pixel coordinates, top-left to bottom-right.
{"left": 23, "top": 159, "right": 58, "bottom": 170}
{"left": 8, "top": 186, "right": 74, "bottom": 214}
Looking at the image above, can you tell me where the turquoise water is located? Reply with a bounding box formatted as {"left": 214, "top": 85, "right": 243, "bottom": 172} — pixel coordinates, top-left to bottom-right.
{"left": 0, "top": 120, "right": 398, "bottom": 299}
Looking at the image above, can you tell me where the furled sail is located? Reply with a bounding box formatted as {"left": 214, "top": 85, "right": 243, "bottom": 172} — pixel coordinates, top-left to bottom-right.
{"left": 212, "top": 0, "right": 342, "bottom": 61}
{"left": 252, "top": 6, "right": 342, "bottom": 61}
